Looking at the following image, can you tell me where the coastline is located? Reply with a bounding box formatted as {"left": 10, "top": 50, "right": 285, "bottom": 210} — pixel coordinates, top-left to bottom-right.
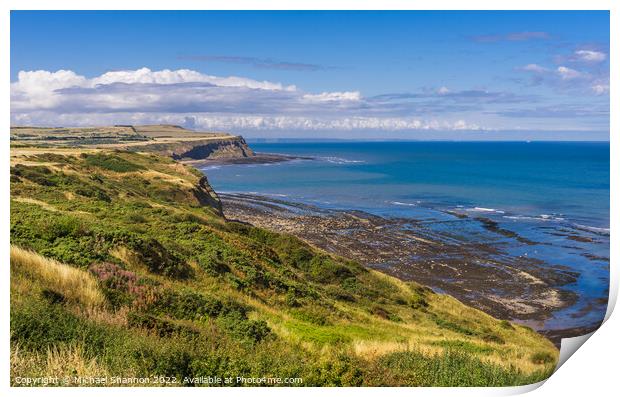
{"left": 217, "top": 192, "right": 598, "bottom": 346}
{"left": 182, "top": 152, "right": 312, "bottom": 167}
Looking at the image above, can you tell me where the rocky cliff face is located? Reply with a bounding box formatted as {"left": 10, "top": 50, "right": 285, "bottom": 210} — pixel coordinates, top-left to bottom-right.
{"left": 192, "top": 175, "right": 223, "bottom": 215}
{"left": 131, "top": 136, "right": 255, "bottom": 160}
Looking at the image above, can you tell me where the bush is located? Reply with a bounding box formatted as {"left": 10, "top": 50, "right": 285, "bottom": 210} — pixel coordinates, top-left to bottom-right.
{"left": 75, "top": 185, "right": 112, "bottom": 202}
{"left": 127, "top": 237, "right": 193, "bottom": 279}
{"left": 305, "top": 354, "right": 364, "bottom": 386}
{"left": 40, "top": 216, "right": 85, "bottom": 241}
{"left": 10, "top": 300, "right": 115, "bottom": 356}
{"left": 127, "top": 312, "right": 199, "bottom": 338}
{"left": 409, "top": 295, "right": 429, "bottom": 310}
{"left": 306, "top": 256, "right": 354, "bottom": 283}
{"left": 216, "top": 311, "right": 271, "bottom": 344}
{"left": 10, "top": 165, "right": 55, "bottom": 186}
{"left": 126, "top": 213, "right": 147, "bottom": 223}
{"left": 90, "top": 262, "right": 157, "bottom": 308}
{"left": 83, "top": 153, "right": 145, "bottom": 173}
{"left": 149, "top": 289, "right": 239, "bottom": 320}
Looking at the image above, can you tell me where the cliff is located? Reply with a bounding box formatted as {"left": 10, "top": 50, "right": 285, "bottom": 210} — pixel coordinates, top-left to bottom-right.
{"left": 10, "top": 124, "right": 256, "bottom": 162}
{"left": 9, "top": 147, "right": 558, "bottom": 386}
{"left": 129, "top": 135, "right": 255, "bottom": 160}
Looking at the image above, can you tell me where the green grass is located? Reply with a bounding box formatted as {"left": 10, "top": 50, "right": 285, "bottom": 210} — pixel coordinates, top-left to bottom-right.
{"left": 83, "top": 153, "right": 146, "bottom": 173}
{"left": 9, "top": 149, "right": 559, "bottom": 386}
{"left": 371, "top": 350, "right": 553, "bottom": 387}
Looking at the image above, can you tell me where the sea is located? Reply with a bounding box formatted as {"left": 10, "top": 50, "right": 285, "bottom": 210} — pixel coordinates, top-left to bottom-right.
{"left": 200, "top": 141, "right": 610, "bottom": 332}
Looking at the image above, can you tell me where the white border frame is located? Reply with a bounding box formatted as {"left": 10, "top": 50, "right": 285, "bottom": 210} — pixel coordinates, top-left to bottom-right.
{"left": 1, "top": 2, "right": 616, "bottom": 396}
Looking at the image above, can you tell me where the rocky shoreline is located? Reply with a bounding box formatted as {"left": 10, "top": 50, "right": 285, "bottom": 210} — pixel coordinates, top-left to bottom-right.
{"left": 182, "top": 152, "right": 313, "bottom": 167}
{"left": 218, "top": 192, "right": 597, "bottom": 346}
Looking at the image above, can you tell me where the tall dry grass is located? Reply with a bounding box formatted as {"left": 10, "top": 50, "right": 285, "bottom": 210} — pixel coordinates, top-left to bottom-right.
{"left": 11, "top": 343, "right": 109, "bottom": 384}
{"left": 10, "top": 245, "right": 105, "bottom": 308}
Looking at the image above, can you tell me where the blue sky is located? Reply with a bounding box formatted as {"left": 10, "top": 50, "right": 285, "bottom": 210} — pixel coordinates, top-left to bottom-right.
{"left": 10, "top": 11, "right": 610, "bottom": 140}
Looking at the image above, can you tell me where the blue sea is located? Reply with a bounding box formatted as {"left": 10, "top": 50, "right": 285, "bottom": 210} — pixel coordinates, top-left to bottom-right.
{"left": 201, "top": 141, "right": 610, "bottom": 331}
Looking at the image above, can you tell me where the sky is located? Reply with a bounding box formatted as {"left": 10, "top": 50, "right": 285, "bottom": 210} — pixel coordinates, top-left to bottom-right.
{"left": 10, "top": 11, "right": 610, "bottom": 140}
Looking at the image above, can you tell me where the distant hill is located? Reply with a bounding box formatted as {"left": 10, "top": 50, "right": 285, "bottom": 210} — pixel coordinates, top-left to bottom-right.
{"left": 10, "top": 124, "right": 254, "bottom": 161}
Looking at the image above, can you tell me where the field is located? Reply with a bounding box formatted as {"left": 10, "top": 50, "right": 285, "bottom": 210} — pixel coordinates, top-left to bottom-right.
{"left": 9, "top": 146, "right": 558, "bottom": 386}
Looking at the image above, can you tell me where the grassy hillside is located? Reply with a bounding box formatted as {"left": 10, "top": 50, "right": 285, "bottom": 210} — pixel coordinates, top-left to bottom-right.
{"left": 9, "top": 148, "right": 558, "bottom": 386}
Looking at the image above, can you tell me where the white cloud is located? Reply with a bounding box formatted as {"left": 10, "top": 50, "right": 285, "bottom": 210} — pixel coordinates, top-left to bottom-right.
{"left": 591, "top": 83, "right": 610, "bottom": 95}
{"left": 11, "top": 66, "right": 605, "bottom": 133}
{"left": 302, "top": 91, "right": 361, "bottom": 102}
{"left": 556, "top": 66, "right": 583, "bottom": 80}
{"left": 573, "top": 50, "right": 606, "bottom": 63}
{"left": 11, "top": 67, "right": 297, "bottom": 112}
{"left": 11, "top": 70, "right": 88, "bottom": 109}
{"left": 519, "top": 62, "right": 609, "bottom": 97}
{"left": 9, "top": 112, "right": 484, "bottom": 132}
{"left": 92, "top": 67, "right": 296, "bottom": 91}
{"left": 521, "top": 64, "right": 548, "bottom": 73}
{"left": 11, "top": 67, "right": 494, "bottom": 131}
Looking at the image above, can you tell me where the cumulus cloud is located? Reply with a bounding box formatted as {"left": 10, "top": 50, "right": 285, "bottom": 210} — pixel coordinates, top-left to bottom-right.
{"left": 520, "top": 64, "right": 548, "bottom": 73}
{"left": 11, "top": 68, "right": 297, "bottom": 113}
{"left": 90, "top": 67, "right": 296, "bottom": 90}
{"left": 573, "top": 50, "right": 607, "bottom": 63}
{"left": 518, "top": 62, "right": 609, "bottom": 95}
{"left": 9, "top": 66, "right": 606, "bottom": 132}
{"left": 10, "top": 67, "right": 493, "bottom": 131}
{"left": 556, "top": 66, "right": 583, "bottom": 80}
{"left": 591, "top": 82, "right": 610, "bottom": 95}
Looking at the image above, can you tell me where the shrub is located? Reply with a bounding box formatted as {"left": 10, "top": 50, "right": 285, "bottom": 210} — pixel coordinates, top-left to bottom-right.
{"left": 305, "top": 354, "right": 364, "bottom": 386}
{"left": 83, "top": 153, "right": 145, "bottom": 173}
{"left": 216, "top": 311, "right": 271, "bottom": 344}
{"left": 39, "top": 216, "right": 85, "bottom": 242}
{"left": 307, "top": 256, "right": 354, "bottom": 283}
{"left": 75, "top": 185, "right": 112, "bottom": 202}
{"left": 126, "top": 213, "right": 147, "bottom": 223}
{"left": 89, "top": 262, "right": 157, "bottom": 308}
{"left": 149, "top": 289, "right": 236, "bottom": 320}
{"left": 127, "top": 312, "right": 199, "bottom": 338}
{"left": 10, "top": 165, "right": 55, "bottom": 186}
{"left": 409, "top": 295, "right": 429, "bottom": 310}
{"left": 10, "top": 300, "right": 115, "bottom": 356}
{"left": 127, "top": 237, "right": 193, "bottom": 279}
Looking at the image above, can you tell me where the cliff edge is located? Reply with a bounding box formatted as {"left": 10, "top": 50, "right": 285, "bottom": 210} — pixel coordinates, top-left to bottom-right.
{"left": 10, "top": 124, "right": 255, "bottom": 162}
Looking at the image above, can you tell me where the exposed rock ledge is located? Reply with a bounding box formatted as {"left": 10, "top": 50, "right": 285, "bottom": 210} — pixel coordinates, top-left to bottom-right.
{"left": 129, "top": 135, "right": 255, "bottom": 160}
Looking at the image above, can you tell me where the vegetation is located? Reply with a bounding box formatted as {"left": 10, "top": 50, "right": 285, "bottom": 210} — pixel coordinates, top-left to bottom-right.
{"left": 10, "top": 148, "right": 558, "bottom": 386}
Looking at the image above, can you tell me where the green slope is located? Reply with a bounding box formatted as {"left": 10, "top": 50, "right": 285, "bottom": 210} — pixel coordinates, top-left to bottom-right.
{"left": 9, "top": 149, "right": 558, "bottom": 386}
